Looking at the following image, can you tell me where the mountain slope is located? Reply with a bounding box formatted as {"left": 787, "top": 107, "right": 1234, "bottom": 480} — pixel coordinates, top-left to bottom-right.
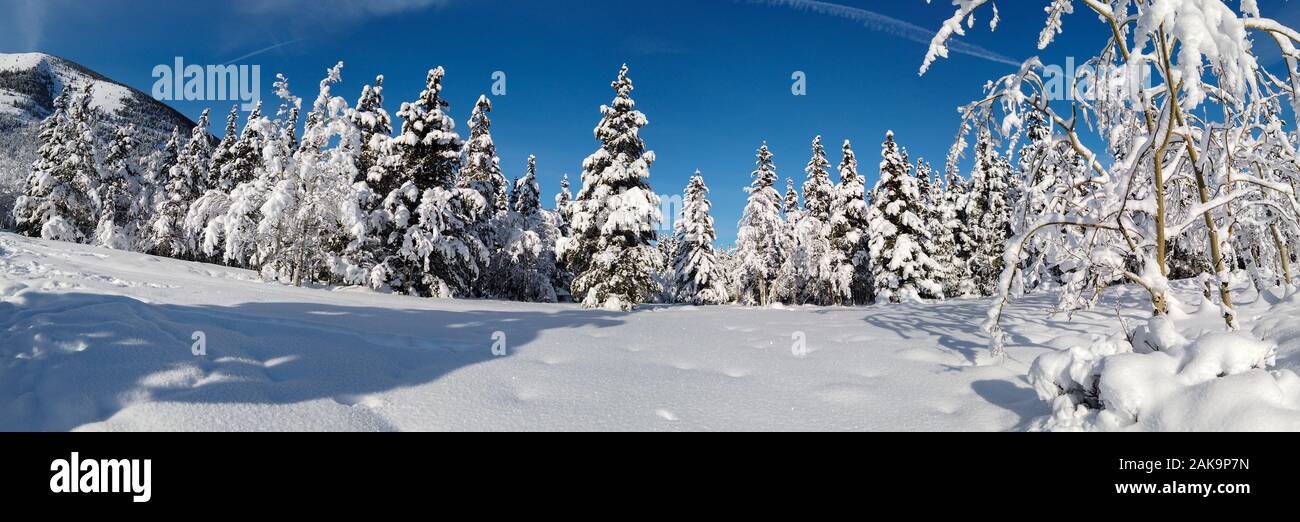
{"left": 0, "top": 52, "right": 196, "bottom": 226}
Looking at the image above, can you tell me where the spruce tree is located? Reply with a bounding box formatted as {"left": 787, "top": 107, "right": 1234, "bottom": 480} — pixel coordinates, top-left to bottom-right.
{"left": 802, "top": 135, "right": 836, "bottom": 223}
{"left": 558, "top": 65, "right": 663, "bottom": 311}
{"left": 555, "top": 174, "right": 572, "bottom": 235}
{"left": 482, "top": 155, "right": 559, "bottom": 302}
{"left": 393, "top": 68, "right": 462, "bottom": 191}
{"left": 13, "top": 84, "right": 98, "bottom": 242}
{"left": 734, "top": 142, "right": 785, "bottom": 306}
{"left": 94, "top": 124, "right": 140, "bottom": 249}
{"left": 209, "top": 105, "right": 240, "bottom": 190}
{"left": 867, "top": 131, "right": 940, "bottom": 302}
{"left": 966, "top": 128, "right": 1014, "bottom": 296}
{"left": 460, "top": 95, "right": 508, "bottom": 215}
{"left": 383, "top": 67, "right": 487, "bottom": 297}
{"left": 829, "top": 140, "right": 871, "bottom": 304}
{"left": 148, "top": 108, "right": 211, "bottom": 258}
{"left": 672, "top": 170, "right": 729, "bottom": 304}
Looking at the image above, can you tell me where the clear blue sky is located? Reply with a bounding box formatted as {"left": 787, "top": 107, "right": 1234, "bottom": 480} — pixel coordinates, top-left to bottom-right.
{"left": 3, "top": 0, "right": 1297, "bottom": 244}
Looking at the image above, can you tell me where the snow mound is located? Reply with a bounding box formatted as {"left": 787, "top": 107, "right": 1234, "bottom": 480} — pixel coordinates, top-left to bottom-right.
{"left": 1031, "top": 310, "right": 1300, "bottom": 431}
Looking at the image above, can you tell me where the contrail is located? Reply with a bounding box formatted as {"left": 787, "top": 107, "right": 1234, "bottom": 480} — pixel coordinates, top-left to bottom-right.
{"left": 746, "top": 0, "right": 1020, "bottom": 68}
{"left": 224, "top": 38, "right": 306, "bottom": 65}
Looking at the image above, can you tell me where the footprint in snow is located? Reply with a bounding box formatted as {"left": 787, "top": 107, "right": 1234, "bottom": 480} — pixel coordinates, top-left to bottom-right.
{"left": 655, "top": 409, "right": 678, "bottom": 421}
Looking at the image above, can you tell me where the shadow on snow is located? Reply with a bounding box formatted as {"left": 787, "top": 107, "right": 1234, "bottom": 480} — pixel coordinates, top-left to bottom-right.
{"left": 0, "top": 291, "right": 624, "bottom": 431}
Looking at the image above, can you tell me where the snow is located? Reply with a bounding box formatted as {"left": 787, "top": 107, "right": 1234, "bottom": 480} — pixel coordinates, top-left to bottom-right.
{"left": 88, "top": 81, "right": 132, "bottom": 116}
{"left": 0, "top": 52, "right": 48, "bottom": 73}
{"left": 0, "top": 231, "right": 1053, "bottom": 431}
{"left": 2, "top": 232, "right": 1298, "bottom": 431}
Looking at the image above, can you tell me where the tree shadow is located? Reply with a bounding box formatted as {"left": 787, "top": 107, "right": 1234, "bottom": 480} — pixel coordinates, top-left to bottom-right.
{"left": 970, "top": 379, "right": 1048, "bottom": 432}
{"left": 844, "top": 294, "right": 1069, "bottom": 365}
{"left": 0, "top": 291, "right": 624, "bottom": 431}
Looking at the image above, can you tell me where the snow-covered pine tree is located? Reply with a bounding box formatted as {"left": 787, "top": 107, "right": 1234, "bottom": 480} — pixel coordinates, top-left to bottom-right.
{"left": 555, "top": 173, "right": 572, "bottom": 235}
{"left": 803, "top": 136, "right": 835, "bottom": 220}
{"left": 551, "top": 174, "right": 575, "bottom": 301}
{"left": 783, "top": 177, "right": 800, "bottom": 215}
{"left": 146, "top": 108, "right": 211, "bottom": 258}
{"left": 220, "top": 78, "right": 296, "bottom": 270}
{"left": 134, "top": 126, "right": 182, "bottom": 250}
{"left": 671, "top": 170, "right": 729, "bottom": 304}
{"left": 481, "top": 155, "right": 560, "bottom": 302}
{"left": 454, "top": 94, "right": 511, "bottom": 298}
{"left": 507, "top": 175, "right": 520, "bottom": 212}
{"left": 965, "top": 128, "right": 1014, "bottom": 296}
{"left": 394, "top": 68, "right": 461, "bottom": 192}
{"left": 774, "top": 176, "right": 812, "bottom": 304}
{"left": 13, "top": 85, "right": 98, "bottom": 242}
{"left": 942, "top": 166, "right": 976, "bottom": 297}
{"left": 557, "top": 65, "right": 663, "bottom": 311}
{"left": 93, "top": 124, "right": 141, "bottom": 249}
{"left": 209, "top": 105, "right": 240, "bottom": 190}
{"left": 326, "top": 77, "right": 392, "bottom": 283}
{"left": 734, "top": 142, "right": 785, "bottom": 306}
{"left": 867, "top": 131, "right": 941, "bottom": 302}
{"left": 380, "top": 67, "right": 487, "bottom": 297}
{"left": 222, "top": 102, "right": 264, "bottom": 191}
{"left": 352, "top": 75, "right": 392, "bottom": 186}
{"left": 916, "top": 157, "right": 951, "bottom": 295}
{"left": 829, "top": 139, "right": 871, "bottom": 304}
{"left": 460, "top": 95, "right": 509, "bottom": 215}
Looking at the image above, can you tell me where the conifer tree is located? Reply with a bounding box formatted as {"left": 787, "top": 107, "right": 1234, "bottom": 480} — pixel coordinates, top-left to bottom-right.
{"left": 867, "top": 131, "right": 941, "bottom": 302}
{"left": 966, "top": 128, "right": 1014, "bottom": 296}
{"left": 460, "top": 95, "right": 508, "bottom": 215}
{"left": 94, "top": 124, "right": 140, "bottom": 249}
{"left": 381, "top": 67, "right": 487, "bottom": 297}
{"left": 557, "top": 65, "right": 663, "bottom": 311}
{"left": 671, "top": 170, "right": 729, "bottom": 304}
{"left": 147, "top": 108, "right": 211, "bottom": 257}
{"left": 13, "top": 84, "right": 98, "bottom": 242}
{"left": 734, "top": 142, "right": 785, "bottom": 306}
{"left": 829, "top": 140, "right": 871, "bottom": 304}
{"left": 209, "top": 105, "right": 240, "bottom": 190}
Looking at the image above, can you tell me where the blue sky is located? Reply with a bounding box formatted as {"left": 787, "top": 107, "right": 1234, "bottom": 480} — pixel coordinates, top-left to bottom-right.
{"left": 2, "top": 0, "right": 1297, "bottom": 244}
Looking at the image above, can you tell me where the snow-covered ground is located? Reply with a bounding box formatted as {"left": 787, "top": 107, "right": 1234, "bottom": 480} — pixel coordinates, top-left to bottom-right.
{"left": 1, "top": 231, "right": 1296, "bottom": 431}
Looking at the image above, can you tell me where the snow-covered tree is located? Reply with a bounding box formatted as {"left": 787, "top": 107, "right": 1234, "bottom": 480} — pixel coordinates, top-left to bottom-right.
{"left": 484, "top": 155, "right": 562, "bottom": 302}
{"left": 671, "top": 170, "right": 729, "bottom": 304}
{"left": 377, "top": 67, "right": 487, "bottom": 297}
{"left": 829, "top": 140, "right": 871, "bottom": 304}
{"left": 867, "top": 131, "right": 940, "bottom": 302}
{"left": 922, "top": 0, "right": 1300, "bottom": 360}
{"left": 93, "top": 124, "right": 141, "bottom": 249}
{"left": 558, "top": 65, "right": 663, "bottom": 311}
{"left": 147, "top": 108, "right": 211, "bottom": 258}
{"left": 13, "top": 85, "right": 98, "bottom": 242}
{"left": 219, "top": 77, "right": 296, "bottom": 269}
{"left": 796, "top": 136, "right": 840, "bottom": 305}
{"left": 209, "top": 105, "right": 240, "bottom": 190}
{"left": 460, "top": 95, "right": 509, "bottom": 215}
{"left": 555, "top": 173, "right": 572, "bottom": 235}
{"left": 256, "top": 62, "right": 369, "bottom": 287}
{"left": 734, "top": 142, "right": 785, "bottom": 306}
{"left": 964, "top": 128, "right": 1014, "bottom": 296}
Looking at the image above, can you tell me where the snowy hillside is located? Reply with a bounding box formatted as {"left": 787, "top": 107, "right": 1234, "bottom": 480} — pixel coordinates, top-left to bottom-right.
{"left": 3, "top": 231, "right": 1296, "bottom": 431}
{"left": 0, "top": 53, "right": 195, "bottom": 225}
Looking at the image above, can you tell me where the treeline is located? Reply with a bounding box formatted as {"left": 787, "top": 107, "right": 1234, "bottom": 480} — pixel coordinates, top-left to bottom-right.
{"left": 13, "top": 62, "right": 1281, "bottom": 311}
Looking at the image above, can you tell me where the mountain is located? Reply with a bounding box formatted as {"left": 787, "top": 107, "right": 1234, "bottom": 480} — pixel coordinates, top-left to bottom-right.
{"left": 0, "top": 52, "right": 195, "bottom": 226}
